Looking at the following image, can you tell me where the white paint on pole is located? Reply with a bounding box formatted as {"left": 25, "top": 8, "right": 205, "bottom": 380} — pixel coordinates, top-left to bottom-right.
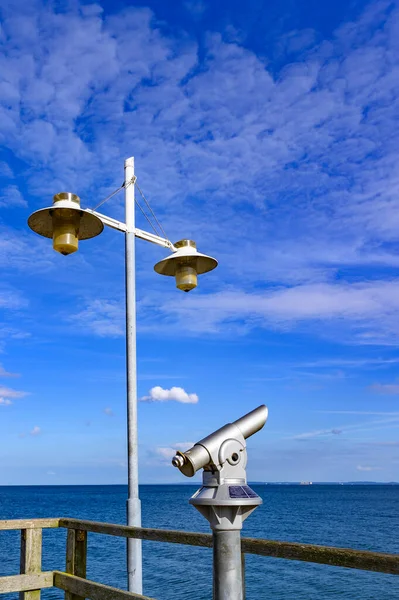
{"left": 124, "top": 157, "right": 143, "bottom": 594}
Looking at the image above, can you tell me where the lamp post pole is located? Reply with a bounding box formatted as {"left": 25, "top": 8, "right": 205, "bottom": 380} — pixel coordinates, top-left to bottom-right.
{"left": 27, "top": 156, "right": 218, "bottom": 598}
{"left": 124, "top": 157, "right": 142, "bottom": 594}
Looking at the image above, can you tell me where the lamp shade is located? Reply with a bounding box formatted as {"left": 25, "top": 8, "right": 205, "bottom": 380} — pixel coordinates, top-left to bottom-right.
{"left": 154, "top": 239, "right": 218, "bottom": 292}
{"left": 28, "top": 192, "right": 104, "bottom": 255}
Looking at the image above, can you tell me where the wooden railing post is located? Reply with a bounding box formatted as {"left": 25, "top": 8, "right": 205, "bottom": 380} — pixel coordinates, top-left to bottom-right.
{"left": 19, "top": 528, "right": 43, "bottom": 600}
{"left": 65, "top": 529, "right": 87, "bottom": 600}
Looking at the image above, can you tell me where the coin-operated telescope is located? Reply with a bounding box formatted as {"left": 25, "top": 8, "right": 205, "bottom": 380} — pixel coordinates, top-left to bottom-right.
{"left": 172, "top": 405, "right": 268, "bottom": 600}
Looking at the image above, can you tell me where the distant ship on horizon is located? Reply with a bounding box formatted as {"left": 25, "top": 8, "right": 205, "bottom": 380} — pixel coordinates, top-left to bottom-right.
{"left": 300, "top": 481, "right": 313, "bottom": 485}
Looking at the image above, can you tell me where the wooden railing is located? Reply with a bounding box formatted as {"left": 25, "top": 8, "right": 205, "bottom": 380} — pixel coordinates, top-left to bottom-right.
{"left": 0, "top": 518, "right": 398, "bottom": 600}
{"left": 0, "top": 519, "right": 152, "bottom": 600}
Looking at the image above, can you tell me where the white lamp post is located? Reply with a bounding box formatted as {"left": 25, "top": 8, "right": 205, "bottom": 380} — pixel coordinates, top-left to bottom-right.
{"left": 27, "top": 157, "right": 218, "bottom": 594}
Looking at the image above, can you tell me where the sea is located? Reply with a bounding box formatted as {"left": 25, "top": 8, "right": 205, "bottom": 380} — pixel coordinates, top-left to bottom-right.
{"left": 0, "top": 484, "right": 398, "bottom": 600}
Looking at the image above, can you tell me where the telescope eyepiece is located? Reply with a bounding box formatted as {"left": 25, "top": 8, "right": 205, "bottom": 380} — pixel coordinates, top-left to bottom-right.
{"left": 172, "top": 454, "right": 185, "bottom": 469}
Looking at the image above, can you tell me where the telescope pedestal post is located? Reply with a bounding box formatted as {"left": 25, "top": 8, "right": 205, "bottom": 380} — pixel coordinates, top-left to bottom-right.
{"left": 172, "top": 406, "right": 269, "bottom": 600}
{"left": 213, "top": 527, "right": 243, "bottom": 600}
{"left": 190, "top": 469, "right": 261, "bottom": 600}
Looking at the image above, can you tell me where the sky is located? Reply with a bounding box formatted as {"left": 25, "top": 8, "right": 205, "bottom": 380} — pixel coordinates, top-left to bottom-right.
{"left": 0, "top": 0, "right": 399, "bottom": 485}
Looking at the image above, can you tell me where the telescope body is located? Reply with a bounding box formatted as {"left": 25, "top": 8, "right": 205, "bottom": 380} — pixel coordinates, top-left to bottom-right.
{"left": 172, "top": 405, "right": 268, "bottom": 478}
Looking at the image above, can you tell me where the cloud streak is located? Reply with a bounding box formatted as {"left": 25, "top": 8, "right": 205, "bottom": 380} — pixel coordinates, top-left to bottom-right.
{"left": 0, "top": 364, "right": 19, "bottom": 377}
{"left": 155, "top": 441, "right": 194, "bottom": 462}
{"left": 356, "top": 465, "right": 382, "bottom": 472}
{"left": 152, "top": 279, "right": 399, "bottom": 343}
{"left": 0, "top": 385, "right": 28, "bottom": 406}
{"left": 70, "top": 300, "right": 124, "bottom": 337}
{"left": 369, "top": 382, "right": 399, "bottom": 395}
{"left": 293, "top": 414, "right": 399, "bottom": 441}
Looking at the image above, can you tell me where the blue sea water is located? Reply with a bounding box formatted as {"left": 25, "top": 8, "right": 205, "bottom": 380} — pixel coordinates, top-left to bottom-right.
{"left": 0, "top": 484, "right": 398, "bottom": 599}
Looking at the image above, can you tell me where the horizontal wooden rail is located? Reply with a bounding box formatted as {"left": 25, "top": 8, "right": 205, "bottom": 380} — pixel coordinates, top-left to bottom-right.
{"left": 0, "top": 518, "right": 397, "bottom": 583}
{"left": 240, "top": 538, "right": 399, "bottom": 575}
{"left": 0, "top": 572, "right": 53, "bottom": 594}
{"left": 54, "top": 572, "right": 155, "bottom": 600}
{"left": 59, "top": 518, "right": 399, "bottom": 576}
{"left": 60, "top": 518, "right": 213, "bottom": 547}
{"left": 0, "top": 519, "right": 59, "bottom": 531}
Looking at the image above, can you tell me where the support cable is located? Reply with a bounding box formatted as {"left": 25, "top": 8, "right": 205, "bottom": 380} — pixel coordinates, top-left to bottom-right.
{"left": 91, "top": 183, "right": 125, "bottom": 211}
{"left": 89, "top": 177, "right": 170, "bottom": 243}
{"left": 135, "top": 181, "right": 169, "bottom": 241}
{"left": 134, "top": 198, "right": 162, "bottom": 237}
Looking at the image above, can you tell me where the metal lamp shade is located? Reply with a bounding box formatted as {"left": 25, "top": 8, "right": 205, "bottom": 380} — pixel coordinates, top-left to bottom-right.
{"left": 154, "top": 240, "right": 218, "bottom": 291}
{"left": 28, "top": 193, "right": 104, "bottom": 255}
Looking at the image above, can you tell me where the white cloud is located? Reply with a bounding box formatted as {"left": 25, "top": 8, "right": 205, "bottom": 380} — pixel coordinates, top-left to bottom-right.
{"left": 0, "top": 1, "right": 396, "bottom": 234}
{"left": 30, "top": 426, "right": 41, "bottom": 436}
{"left": 0, "top": 398, "right": 12, "bottom": 406}
{"left": 370, "top": 382, "right": 399, "bottom": 395}
{"left": 103, "top": 407, "right": 114, "bottom": 416}
{"left": 0, "top": 385, "right": 28, "bottom": 405}
{"left": 0, "top": 290, "right": 27, "bottom": 311}
{"left": 173, "top": 442, "right": 195, "bottom": 450}
{"left": 141, "top": 386, "right": 199, "bottom": 404}
{"left": 0, "top": 364, "right": 19, "bottom": 377}
{"left": 150, "top": 280, "right": 399, "bottom": 344}
{"left": 0, "top": 220, "right": 62, "bottom": 275}
{"left": 356, "top": 465, "right": 382, "bottom": 472}
{"left": 293, "top": 414, "right": 399, "bottom": 441}
{"left": 0, "top": 0, "right": 399, "bottom": 351}
{"left": 0, "top": 185, "right": 27, "bottom": 208}
{"left": 0, "top": 161, "right": 14, "bottom": 178}
{"left": 0, "top": 386, "right": 27, "bottom": 397}
{"left": 155, "top": 441, "right": 194, "bottom": 461}
{"left": 155, "top": 447, "right": 177, "bottom": 460}
{"left": 70, "top": 300, "right": 124, "bottom": 337}
{"left": 294, "top": 358, "right": 399, "bottom": 370}
{"left": 294, "top": 428, "right": 343, "bottom": 440}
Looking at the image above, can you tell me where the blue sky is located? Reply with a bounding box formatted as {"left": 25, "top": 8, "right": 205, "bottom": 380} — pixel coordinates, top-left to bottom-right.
{"left": 0, "top": 0, "right": 399, "bottom": 485}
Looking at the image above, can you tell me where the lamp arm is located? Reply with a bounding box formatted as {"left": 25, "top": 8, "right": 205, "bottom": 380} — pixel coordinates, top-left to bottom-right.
{"left": 134, "top": 227, "right": 176, "bottom": 251}
{"left": 85, "top": 208, "right": 176, "bottom": 251}
{"left": 85, "top": 208, "right": 127, "bottom": 233}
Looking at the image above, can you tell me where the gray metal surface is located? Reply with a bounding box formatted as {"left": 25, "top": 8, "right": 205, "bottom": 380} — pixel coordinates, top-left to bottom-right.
{"left": 213, "top": 530, "right": 243, "bottom": 600}
{"left": 233, "top": 405, "right": 268, "bottom": 440}
{"left": 124, "top": 157, "right": 142, "bottom": 595}
{"left": 172, "top": 405, "right": 268, "bottom": 478}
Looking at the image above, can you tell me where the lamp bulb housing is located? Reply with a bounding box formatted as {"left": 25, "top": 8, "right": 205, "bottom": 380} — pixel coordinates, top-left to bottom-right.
{"left": 175, "top": 265, "right": 198, "bottom": 292}
{"left": 52, "top": 208, "right": 80, "bottom": 255}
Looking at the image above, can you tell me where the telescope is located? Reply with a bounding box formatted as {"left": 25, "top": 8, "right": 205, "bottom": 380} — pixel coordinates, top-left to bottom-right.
{"left": 172, "top": 405, "right": 268, "bottom": 600}
{"left": 172, "top": 405, "right": 268, "bottom": 478}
